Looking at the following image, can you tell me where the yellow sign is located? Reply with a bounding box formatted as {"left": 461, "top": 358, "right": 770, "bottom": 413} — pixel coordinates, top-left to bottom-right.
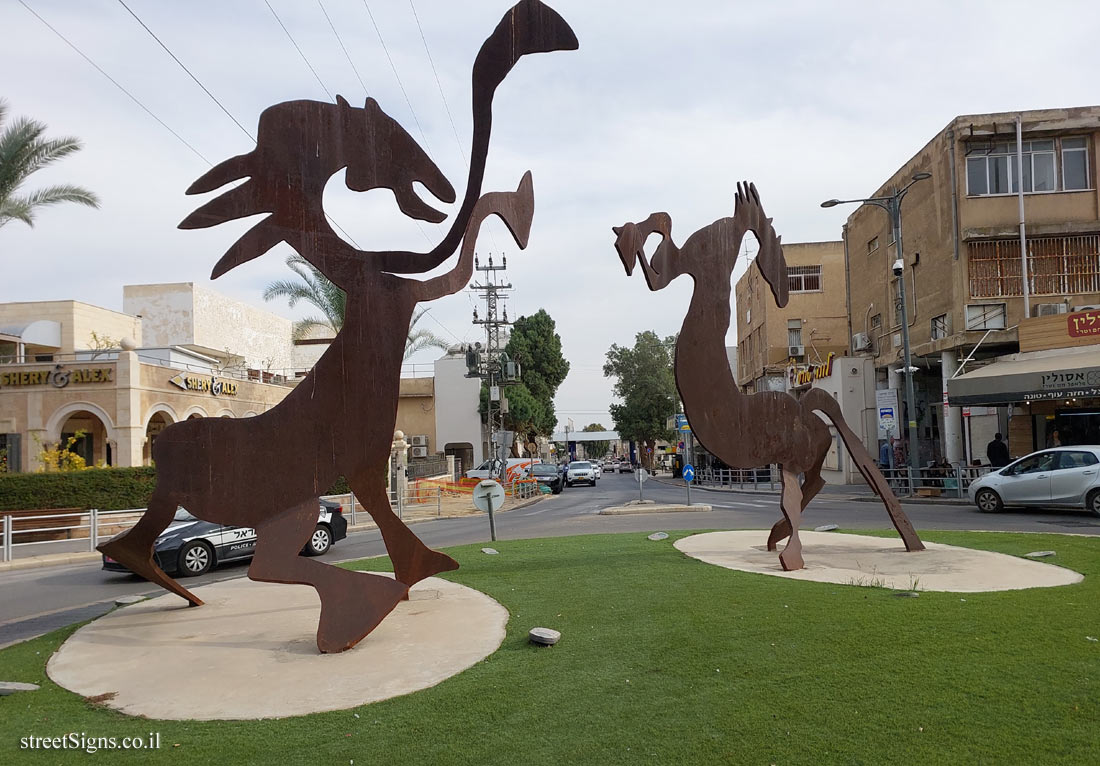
{"left": 168, "top": 373, "right": 238, "bottom": 397}
{"left": 788, "top": 352, "right": 836, "bottom": 388}
{"left": 0, "top": 366, "right": 113, "bottom": 389}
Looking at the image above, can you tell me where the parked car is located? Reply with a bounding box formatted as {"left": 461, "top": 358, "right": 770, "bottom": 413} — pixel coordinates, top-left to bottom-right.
{"left": 102, "top": 500, "right": 348, "bottom": 577}
{"left": 465, "top": 458, "right": 536, "bottom": 482}
{"left": 530, "top": 462, "right": 564, "bottom": 494}
{"left": 968, "top": 446, "right": 1100, "bottom": 515}
{"left": 566, "top": 461, "right": 597, "bottom": 487}
{"left": 618, "top": 461, "right": 635, "bottom": 473}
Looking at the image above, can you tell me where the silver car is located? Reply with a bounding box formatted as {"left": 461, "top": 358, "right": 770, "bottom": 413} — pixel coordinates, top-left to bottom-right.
{"left": 968, "top": 446, "right": 1100, "bottom": 515}
{"left": 566, "top": 460, "right": 597, "bottom": 487}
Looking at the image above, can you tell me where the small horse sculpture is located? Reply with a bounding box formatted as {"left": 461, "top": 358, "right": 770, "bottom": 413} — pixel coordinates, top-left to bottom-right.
{"left": 613, "top": 183, "right": 924, "bottom": 571}
{"left": 98, "top": 0, "right": 577, "bottom": 653}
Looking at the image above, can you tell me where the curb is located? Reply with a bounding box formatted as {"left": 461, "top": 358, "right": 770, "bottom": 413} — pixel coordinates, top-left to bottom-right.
{"left": 0, "top": 495, "right": 549, "bottom": 574}
{"left": 651, "top": 476, "right": 972, "bottom": 507}
{"left": 599, "top": 503, "right": 712, "bottom": 515}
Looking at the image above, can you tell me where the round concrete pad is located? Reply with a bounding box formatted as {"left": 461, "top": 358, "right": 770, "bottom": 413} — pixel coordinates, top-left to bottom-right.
{"left": 47, "top": 574, "right": 507, "bottom": 720}
{"left": 675, "top": 531, "right": 1083, "bottom": 592}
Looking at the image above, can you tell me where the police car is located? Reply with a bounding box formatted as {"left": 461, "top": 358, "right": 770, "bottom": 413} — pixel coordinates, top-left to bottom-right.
{"left": 101, "top": 500, "right": 348, "bottom": 577}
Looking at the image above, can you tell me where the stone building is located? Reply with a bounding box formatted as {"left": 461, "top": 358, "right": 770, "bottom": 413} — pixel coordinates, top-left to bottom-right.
{"left": 842, "top": 105, "right": 1100, "bottom": 465}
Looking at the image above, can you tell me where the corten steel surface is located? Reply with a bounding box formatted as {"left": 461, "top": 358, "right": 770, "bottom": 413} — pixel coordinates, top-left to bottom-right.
{"left": 612, "top": 183, "right": 925, "bottom": 571}
{"left": 97, "top": 0, "right": 576, "bottom": 654}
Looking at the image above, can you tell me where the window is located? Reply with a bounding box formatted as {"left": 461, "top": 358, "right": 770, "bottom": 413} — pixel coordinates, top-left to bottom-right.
{"left": 1062, "top": 137, "right": 1090, "bottom": 190}
{"left": 867, "top": 236, "right": 879, "bottom": 254}
{"left": 966, "top": 137, "right": 1090, "bottom": 196}
{"left": 870, "top": 313, "right": 882, "bottom": 332}
{"left": 787, "top": 265, "right": 822, "bottom": 293}
{"left": 931, "top": 314, "right": 949, "bottom": 339}
{"left": 1060, "top": 451, "right": 1098, "bottom": 469}
{"left": 787, "top": 319, "right": 802, "bottom": 347}
{"left": 968, "top": 235, "right": 1100, "bottom": 297}
{"left": 965, "top": 303, "right": 1006, "bottom": 330}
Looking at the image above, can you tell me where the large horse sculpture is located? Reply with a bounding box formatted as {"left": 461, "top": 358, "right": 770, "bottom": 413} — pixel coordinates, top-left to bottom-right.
{"left": 613, "top": 183, "right": 924, "bottom": 571}
{"left": 98, "top": 0, "right": 577, "bottom": 653}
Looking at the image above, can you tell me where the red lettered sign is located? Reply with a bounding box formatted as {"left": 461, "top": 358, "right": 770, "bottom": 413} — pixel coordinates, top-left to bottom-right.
{"left": 1068, "top": 309, "right": 1100, "bottom": 338}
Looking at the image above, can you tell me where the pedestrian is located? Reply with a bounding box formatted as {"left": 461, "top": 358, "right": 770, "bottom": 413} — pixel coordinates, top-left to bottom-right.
{"left": 986, "top": 432, "right": 1010, "bottom": 468}
{"left": 878, "top": 438, "right": 895, "bottom": 470}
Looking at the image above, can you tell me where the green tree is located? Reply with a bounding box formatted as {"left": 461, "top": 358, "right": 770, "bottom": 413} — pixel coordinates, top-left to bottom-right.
{"left": 0, "top": 100, "right": 99, "bottom": 229}
{"left": 582, "top": 422, "right": 610, "bottom": 460}
{"left": 481, "top": 309, "right": 570, "bottom": 449}
{"left": 603, "top": 331, "right": 677, "bottom": 469}
{"left": 263, "top": 253, "right": 448, "bottom": 358}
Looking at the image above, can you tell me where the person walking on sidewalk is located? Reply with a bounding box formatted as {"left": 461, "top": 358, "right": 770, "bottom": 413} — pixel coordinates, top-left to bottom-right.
{"left": 986, "top": 433, "right": 1010, "bottom": 468}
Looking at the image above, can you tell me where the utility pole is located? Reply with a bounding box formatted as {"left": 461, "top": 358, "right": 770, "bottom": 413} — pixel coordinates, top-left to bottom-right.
{"left": 469, "top": 253, "right": 520, "bottom": 481}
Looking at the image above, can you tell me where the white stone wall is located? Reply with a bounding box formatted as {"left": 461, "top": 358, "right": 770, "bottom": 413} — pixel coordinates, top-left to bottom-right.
{"left": 434, "top": 351, "right": 483, "bottom": 467}
{"left": 124, "top": 283, "right": 297, "bottom": 372}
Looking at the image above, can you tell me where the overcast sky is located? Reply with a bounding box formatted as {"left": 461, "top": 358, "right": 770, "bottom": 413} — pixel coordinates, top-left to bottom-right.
{"left": 3, "top": 0, "right": 1097, "bottom": 430}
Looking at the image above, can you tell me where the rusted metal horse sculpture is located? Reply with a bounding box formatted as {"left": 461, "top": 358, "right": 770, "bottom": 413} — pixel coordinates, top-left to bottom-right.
{"left": 613, "top": 183, "right": 924, "bottom": 570}
{"left": 98, "top": 0, "right": 577, "bottom": 653}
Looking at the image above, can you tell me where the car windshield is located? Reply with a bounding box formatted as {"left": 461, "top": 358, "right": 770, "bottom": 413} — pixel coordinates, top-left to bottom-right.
{"left": 173, "top": 508, "right": 198, "bottom": 522}
{"left": 531, "top": 464, "right": 558, "bottom": 476}
{"left": 569, "top": 462, "right": 591, "bottom": 469}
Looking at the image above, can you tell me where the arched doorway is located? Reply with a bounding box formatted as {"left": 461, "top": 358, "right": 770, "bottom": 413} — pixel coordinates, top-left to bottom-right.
{"left": 57, "top": 410, "right": 111, "bottom": 468}
{"left": 444, "top": 442, "right": 474, "bottom": 478}
{"left": 144, "top": 411, "right": 175, "bottom": 465}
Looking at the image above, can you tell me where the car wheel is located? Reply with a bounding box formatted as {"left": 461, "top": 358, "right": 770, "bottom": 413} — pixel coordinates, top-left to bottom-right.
{"left": 303, "top": 524, "right": 332, "bottom": 556}
{"left": 1087, "top": 489, "right": 1100, "bottom": 518}
{"left": 975, "top": 489, "right": 1003, "bottom": 513}
{"left": 177, "top": 541, "right": 213, "bottom": 577}
{"left": 552, "top": 486, "right": 561, "bottom": 495}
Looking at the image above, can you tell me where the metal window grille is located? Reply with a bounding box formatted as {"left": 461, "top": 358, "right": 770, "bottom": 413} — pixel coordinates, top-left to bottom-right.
{"left": 968, "top": 235, "right": 1100, "bottom": 298}
{"left": 787, "top": 265, "right": 822, "bottom": 293}
{"left": 931, "top": 314, "right": 949, "bottom": 339}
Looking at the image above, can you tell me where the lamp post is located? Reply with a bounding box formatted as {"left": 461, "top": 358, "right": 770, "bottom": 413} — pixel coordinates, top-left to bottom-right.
{"left": 822, "top": 172, "right": 931, "bottom": 481}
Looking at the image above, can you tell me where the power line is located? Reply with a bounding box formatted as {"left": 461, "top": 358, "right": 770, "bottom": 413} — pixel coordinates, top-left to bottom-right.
{"left": 117, "top": 0, "right": 254, "bottom": 143}
{"left": 361, "top": 0, "right": 434, "bottom": 163}
{"left": 317, "top": 0, "right": 368, "bottom": 98}
{"left": 265, "top": 0, "right": 333, "bottom": 100}
{"left": 17, "top": 0, "right": 210, "bottom": 165}
{"left": 408, "top": 0, "right": 466, "bottom": 169}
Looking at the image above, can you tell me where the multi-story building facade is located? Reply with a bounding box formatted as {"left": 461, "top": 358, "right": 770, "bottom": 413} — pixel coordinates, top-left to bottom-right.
{"left": 844, "top": 105, "right": 1100, "bottom": 466}
{"left": 735, "top": 240, "right": 848, "bottom": 392}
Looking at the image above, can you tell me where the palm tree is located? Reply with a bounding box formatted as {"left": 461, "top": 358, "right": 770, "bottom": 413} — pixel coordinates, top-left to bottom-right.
{"left": 0, "top": 100, "right": 99, "bottom": 229}
{"left": 263, "top": 253, "right": 450, "bottom": 359}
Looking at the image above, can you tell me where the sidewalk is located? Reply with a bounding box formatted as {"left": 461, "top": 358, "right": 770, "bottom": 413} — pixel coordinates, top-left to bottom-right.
{"left": 0, "top": 494, "right": 546, "bottom": 574}
{"left": 650, "top": 474, "right": 972, "bottom": 506}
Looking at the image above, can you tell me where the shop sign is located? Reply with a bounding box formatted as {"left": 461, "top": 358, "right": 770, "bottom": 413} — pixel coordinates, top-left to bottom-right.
{"left": 789, "top": 352, "right": 835, "bottom": 388}
{"left": 0, "top": 365, "right": 113, "bottom": 389}
{"left": 168, "top": 373, "right": 238, "bottom": 397}
{"left": 1068, "top": 309, "right": 1100, "bottom": 338}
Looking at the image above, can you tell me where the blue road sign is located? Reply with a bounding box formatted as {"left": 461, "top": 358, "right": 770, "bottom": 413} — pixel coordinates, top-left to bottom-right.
{"left": 682, "top": 463, "right": 695, "bottom": 483}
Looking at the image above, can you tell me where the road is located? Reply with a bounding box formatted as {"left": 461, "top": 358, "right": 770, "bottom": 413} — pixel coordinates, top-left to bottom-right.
{"left": 2, "top": 471, "right": 1097, "bottom": 648}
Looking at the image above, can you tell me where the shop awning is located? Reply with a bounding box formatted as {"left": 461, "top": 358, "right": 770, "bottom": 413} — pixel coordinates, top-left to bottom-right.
{"left": 948, "top": 348, "right": 1100, "bottom": 406}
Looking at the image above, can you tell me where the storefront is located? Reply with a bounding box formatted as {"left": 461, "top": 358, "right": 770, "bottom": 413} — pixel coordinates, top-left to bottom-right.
{"left": 948, "top": 346, "right": 1100, "bottom": 457}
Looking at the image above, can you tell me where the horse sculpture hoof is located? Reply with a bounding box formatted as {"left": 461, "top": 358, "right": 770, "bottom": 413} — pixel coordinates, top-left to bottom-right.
{"left": 315, "top": 573, "right": 411, "bottom": 654}
{"left": 97, "top": 534, "right": 204, "bottom": 607}
{"left": 778, "top": 546, "right": 804, "bottom": 572}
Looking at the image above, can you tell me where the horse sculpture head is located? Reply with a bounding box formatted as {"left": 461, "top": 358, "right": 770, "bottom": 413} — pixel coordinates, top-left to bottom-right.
{"left": 733, "top": 182, "right": 788, "bottom": 309}
{"left": 179, "top": 96, "right": 456, "bottom": 279}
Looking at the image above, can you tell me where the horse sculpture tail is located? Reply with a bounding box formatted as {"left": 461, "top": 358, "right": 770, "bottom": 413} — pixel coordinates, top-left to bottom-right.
{"left": 801, "top": 388, "right": 925, "bottom": 552}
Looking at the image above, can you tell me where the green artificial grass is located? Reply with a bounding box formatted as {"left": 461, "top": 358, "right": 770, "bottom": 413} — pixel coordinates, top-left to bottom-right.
{"left": 1, "top": 529, "right": 1098, "bottom": 764}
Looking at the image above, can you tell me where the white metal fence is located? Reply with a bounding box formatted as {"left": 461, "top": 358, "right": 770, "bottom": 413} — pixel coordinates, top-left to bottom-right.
{"left": 693, "top": 464, "right": 994, "bottom": 499}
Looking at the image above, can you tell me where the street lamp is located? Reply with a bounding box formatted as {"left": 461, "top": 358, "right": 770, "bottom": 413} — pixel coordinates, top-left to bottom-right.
{"left": 822, "top": 171, "right": 931, "bottom": 480}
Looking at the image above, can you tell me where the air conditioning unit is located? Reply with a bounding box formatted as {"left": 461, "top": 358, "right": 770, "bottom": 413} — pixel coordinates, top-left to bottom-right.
{"left": 1036, "top": 303, "right": 1068, "bottom": 316}
{"left": 851, "top": 332, "right": 872, "bottom": 351}
{"left": 410, "top": 446, "right": 429, "bottom": 458}
{"left": 411, "top": 434, "right": 429, "bottom": 447}
{"left": 788, "top": 345, "right": 805, "bottom": 358}
{"left": 1072, "top": 304, "right": 1100, "bottom": 312}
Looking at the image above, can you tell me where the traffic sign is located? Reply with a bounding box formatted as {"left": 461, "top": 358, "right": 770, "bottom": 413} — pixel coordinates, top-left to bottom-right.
{"left": 682, "top": 464, "right": 695, "bottom": 483}
{"left": 473, "top": 480, "right": 505, "bottom": 541}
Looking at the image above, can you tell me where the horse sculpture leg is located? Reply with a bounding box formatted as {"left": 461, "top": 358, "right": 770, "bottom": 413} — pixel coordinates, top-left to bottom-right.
{"left": 97, "top": 492, "right": 203, "bottom": 607}
{"left": 777, "top": 467, "right": 806, "bottom": 571}
{"left": 768, "top": 458, "right": 827, "bottom": 551}
{"left": 349, "top": 470, "right": 458, "bottom": 589}
{"left": 248, "top": 498, "right": 409, "bottom": 653}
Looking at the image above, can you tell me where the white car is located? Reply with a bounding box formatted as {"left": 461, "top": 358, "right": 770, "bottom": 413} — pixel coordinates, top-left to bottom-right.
{"left": 968, "top": 446, "right": 1100, "bottom": 515}
{"left": 592, "top": 462, "right": 603, "bottom": 480}
{"left": 566, "top": 461, "right": 597, "bottom": 487}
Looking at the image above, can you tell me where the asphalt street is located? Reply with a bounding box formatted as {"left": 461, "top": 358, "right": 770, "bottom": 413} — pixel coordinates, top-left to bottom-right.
{"left": 2, "top": 471, "right": 1098, "bottom": 649}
